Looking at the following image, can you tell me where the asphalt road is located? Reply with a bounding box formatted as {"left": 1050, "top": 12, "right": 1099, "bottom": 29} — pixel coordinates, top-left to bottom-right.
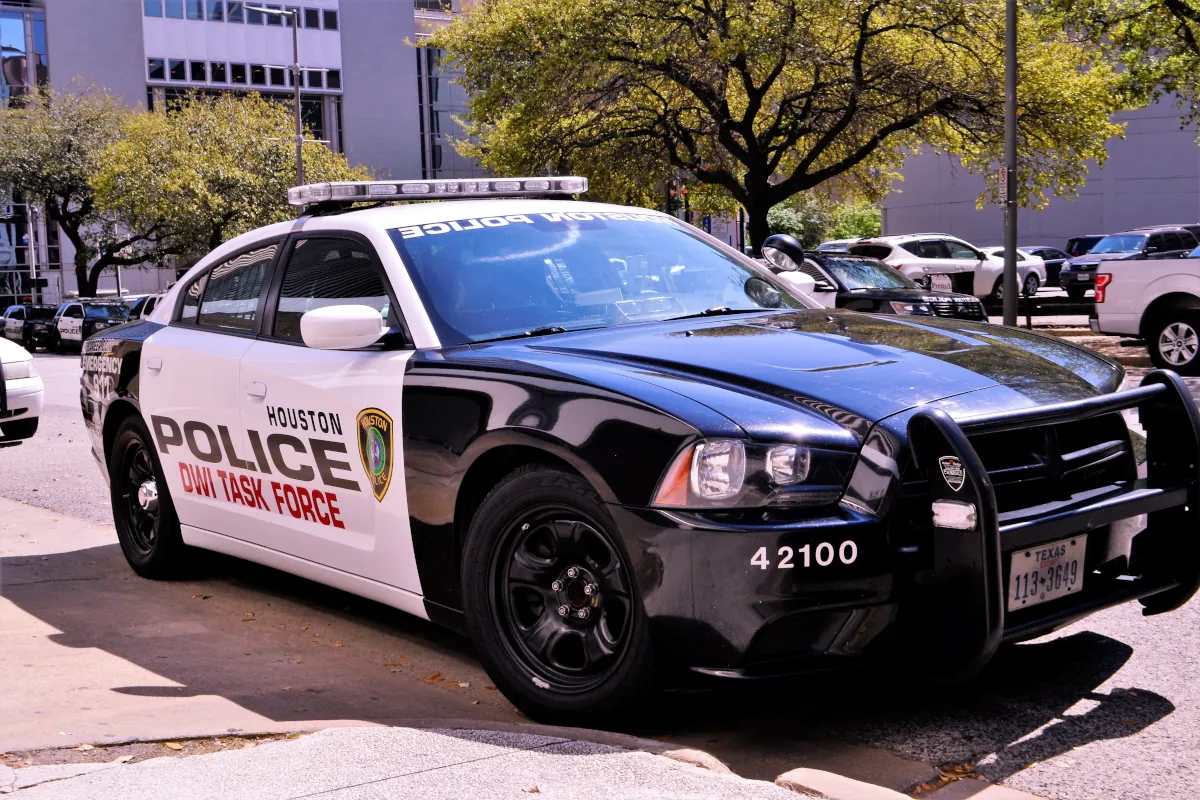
{"left": 4, "top": 352, "right": 1200, "bottom": 799}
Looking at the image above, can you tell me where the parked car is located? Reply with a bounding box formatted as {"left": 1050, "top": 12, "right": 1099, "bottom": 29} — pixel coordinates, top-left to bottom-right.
{"left": 1061, "top": 227, "right": 1200, "bottom": 300}
{"left": 2, "top": 303, "right": 57, "bottom": 349}
{"left": 846, "top": 233, "right": 982, "bottom": 294}
{"left": 46, "top": 300, "right": 131, "bottom": 353}
{"left": 125, "top": 293, "right": 165, "bottom": 321}
{"left": 814, "top": 238, "right": 859, "bottom": 252}
{"left": 1020, "top": 246, "right": 1071, "bottom": 287}
{"left": 1066, "top": 235, "right": 1105, "bottom": 258}
{"left": 0, "top": 337, "right": 43, "bottom": 441}
{"left": 979, "top": 247, "right": 1047, "bottom": 298}
{"left": 765, "top": 236, "right": 987, "bottom": 321}
{"left": 1134, "top": 223, "right": 1200, "bottom": 240}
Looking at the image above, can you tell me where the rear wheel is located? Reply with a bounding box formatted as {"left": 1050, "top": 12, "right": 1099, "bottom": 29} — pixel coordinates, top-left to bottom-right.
{"left": 461, "top": 465, "right": 655, "bottom": 724}
{"left": 1149, "top": 313, "right": 1200, "bottom": 376}
{"left": 0, "top": 418, "right": 38, "bottom": 440}
{"left": 110, "top": 415, "right": 187, "bottom": 578}
{"left": 1022, "top": 274, "right": 1040, "bottom": 297}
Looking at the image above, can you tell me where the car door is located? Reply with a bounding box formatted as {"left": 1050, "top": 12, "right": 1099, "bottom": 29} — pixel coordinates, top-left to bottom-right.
{"left": 140, "top": 241, "right": 278, "bottom": 536}
{"left": 58, "top": 303, "right": 84, "bottom": 345}
{"left": 4, "top": 307, "right": 22, "bottom": 341}
{"left": 237, "top": 234, "right": 420, "bottom": 589}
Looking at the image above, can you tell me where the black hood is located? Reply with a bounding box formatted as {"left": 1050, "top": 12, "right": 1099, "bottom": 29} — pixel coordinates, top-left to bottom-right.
{"left": 477, "top": 310, "right": 1123, "bottom": 442}
{"left": 1069, "top": 252, "right": 1141, "bottom": 263}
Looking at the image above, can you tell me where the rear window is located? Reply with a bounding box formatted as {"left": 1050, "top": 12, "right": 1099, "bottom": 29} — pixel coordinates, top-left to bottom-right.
{"left": 28, "top": 307, "right": 55, "bottom": 320}
{"left": 85, "top": 305, "right": 129, "bottom": 320}
{"left": 848, "top": 244, "right": 892, "bottom": 260}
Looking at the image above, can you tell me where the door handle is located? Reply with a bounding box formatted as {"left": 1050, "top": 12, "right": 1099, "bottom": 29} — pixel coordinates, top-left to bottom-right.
{"left": 246, "top": 381, "right": 268, "bottom": 399}
{"left": 146, "top": 356, "right": 163, "bottom": 372}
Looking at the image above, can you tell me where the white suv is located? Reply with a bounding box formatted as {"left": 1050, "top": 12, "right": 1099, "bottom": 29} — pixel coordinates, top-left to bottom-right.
{"left": 848, "top": 234, "right": 989, "bottom": 296}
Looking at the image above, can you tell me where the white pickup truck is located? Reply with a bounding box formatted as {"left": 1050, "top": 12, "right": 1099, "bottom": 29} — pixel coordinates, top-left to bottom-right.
{"left": 1091, "top": 253, "right": 1200, "bottom": 374}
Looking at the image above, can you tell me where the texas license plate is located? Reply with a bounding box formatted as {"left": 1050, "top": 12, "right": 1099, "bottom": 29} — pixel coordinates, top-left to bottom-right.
{"left": 930, "top": 274, "right": 953, "bottom": 292}
{"left": 1078, "top": 273, "right": 1093, "bottom": 282}
{"left": 1007, "top": 535, "right": 1086, "bottom": 611}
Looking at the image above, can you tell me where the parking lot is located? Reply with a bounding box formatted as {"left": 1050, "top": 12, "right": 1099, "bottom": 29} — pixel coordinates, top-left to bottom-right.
{"left": 2, "top": 351, "right": 1199, "bottom": 799}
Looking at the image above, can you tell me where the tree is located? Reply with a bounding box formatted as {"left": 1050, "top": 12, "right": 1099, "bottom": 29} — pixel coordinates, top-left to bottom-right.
{"left": 93, "top": 92, "right": 369, "bottom": 264}
{"left": 0, "top": 88, "right": 179, "bottom": 297}
{"left": 430, "top": 0, "right": 1125, "bottom": 250}
{"left": 767, "top": 198, "right": 832, "bottom": 247}
{"left": 829, "top": 199, "right": 881, "bottom": 240}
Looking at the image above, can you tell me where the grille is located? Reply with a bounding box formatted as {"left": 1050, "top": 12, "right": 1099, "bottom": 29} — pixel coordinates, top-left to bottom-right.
{"left": 1072, "top": 262, "right": 1099, "bottom": 272}
{"left": 930, "top": 299, "right": 987, "bottom": 321}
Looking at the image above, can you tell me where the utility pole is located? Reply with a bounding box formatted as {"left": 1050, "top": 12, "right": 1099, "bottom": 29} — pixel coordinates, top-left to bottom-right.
{"left": 246, "top": 5, "right": 304, "bottom": 186}
{"left": 1002, "top": 0, "right": 1018, "bottom": 326}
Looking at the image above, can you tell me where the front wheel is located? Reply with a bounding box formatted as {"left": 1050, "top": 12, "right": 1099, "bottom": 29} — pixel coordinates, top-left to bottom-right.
{"left": 1023, "top": 274, "right": 1040, "bottom": 297}
{"left": 461, "top": 465, "right": 655, "bottom": 723}
{"left": 0, "top": 418, "right": 38, "bottom": 440}
{"left": 110, "top": 415, "right": 188, "bottom": 578}
{"left": 1149, "top": 314, "right": 1200, "bottom": 376}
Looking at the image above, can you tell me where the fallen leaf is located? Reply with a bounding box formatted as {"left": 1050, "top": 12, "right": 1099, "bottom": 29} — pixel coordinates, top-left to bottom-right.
{"left": 456, "top": 682, "right": 471, "bottom": 688}
{"left": 423, "top": 672, "right": 443, "bottom": 683}
{"left": 190, "top": 594, "right": 211, "bottom": 600}
{"left": 1121, "top": 721, "right": 1139, "bottom": 726}
{"left": 282, "top": 686, "right": 291, "bottom": 691}
{"left": 333, "top": 641, "right": 344, "bottom": 648}
{"left": 163, "top": 742, "right": 184, "bottom": 751}
{"left": 471, "top": 700, "right": 480, "bottom": 705}
{"left": 242, "top": 612, "right": 255, "bottom": 621}
{"left": 523, "top": 786, "right": 540, "bottom": 794}
{"left": 485, "top": 685, "right": 498, "bottom": 691}
{"left": 74, "top": 744, "right": 94, "bottom": 752}
{"left": 112, "top": 755, "right": 134, "bottom": 764}
{"left": 301, "top": 625, "right": 310, "bottom": 631}
{"left": 295, "top": 660, "right": 305, "bottom": 665}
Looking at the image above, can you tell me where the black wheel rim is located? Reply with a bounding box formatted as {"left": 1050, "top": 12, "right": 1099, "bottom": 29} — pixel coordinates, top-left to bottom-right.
{"left": 491, "top": 506, "right": 633, "bottom": 692}
{"left": 118, "top": 437, "right": 160, "bottom": 556}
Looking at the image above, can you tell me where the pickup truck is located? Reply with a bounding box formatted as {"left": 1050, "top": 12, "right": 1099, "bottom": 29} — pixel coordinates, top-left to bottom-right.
{"left": 1091, "top": 249, "right": 1200, "bottom": 374}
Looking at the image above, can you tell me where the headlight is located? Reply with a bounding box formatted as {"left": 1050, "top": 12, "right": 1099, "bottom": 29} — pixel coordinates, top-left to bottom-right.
{"left": 653, "top": 439, "right": 854, "bottom": 509}
{"left": 1, "top": 359, "right": 35, "bottom": 380}
{"left": 889, "top": 300, "right": 932, "bottom": 315}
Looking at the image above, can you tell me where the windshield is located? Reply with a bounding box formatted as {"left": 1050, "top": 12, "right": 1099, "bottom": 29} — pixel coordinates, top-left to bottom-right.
{"left": 28, "top": 307, "right": 55, "bottom": 320}
{"left": 819, "top": 257, "right": 915, "bottom": 290}
{"left": 390, "top": 211, "right": 805, "bottom": 344}
{"left": 1090, "top": 234, "right": 1146, "bottom": 254}
{"left": 85, "top": 305, "right": 129, "bottom": 320}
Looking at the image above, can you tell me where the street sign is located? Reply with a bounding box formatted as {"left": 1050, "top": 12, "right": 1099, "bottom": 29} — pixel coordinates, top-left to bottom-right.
{"left": 998, "top": 166, "right": 1007, "bottom": 196}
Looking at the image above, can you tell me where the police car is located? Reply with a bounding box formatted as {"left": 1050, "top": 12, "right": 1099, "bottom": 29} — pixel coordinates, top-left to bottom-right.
{"left": 48, "top": 299, "right": 130, "bottom": 353}
{"left": 3, "top": 303, "right": 58, "bottom": 349}
{"left": 80, "top": 177, "right": 1200, "bottom": 722}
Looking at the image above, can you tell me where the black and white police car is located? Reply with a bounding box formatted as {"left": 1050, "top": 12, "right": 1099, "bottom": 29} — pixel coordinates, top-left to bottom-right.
{"left": 46, "top": 299, "right": 130, "bottom": 353}
{"left": 81, "top": 177, "right": 1200, "bottom": 722}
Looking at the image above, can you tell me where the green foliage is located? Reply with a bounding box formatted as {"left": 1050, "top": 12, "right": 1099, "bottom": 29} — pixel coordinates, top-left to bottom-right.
{"left": 829, "top": 200, "right": 881, "bottom": 241}
{"left": 429, "top": 0, "right": 1126, "bottom": 249}
{"left": 94, "top": 92, "right": 368, "bottom": 265}
{"left": 767, "top": 200, "right": 832, "bottom": 248}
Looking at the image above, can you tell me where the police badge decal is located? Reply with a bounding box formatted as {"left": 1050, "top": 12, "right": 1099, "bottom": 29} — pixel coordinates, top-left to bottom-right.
{"left": 357, "top": 408, "right": 394, "bottom": 501}
{"left": 938, "top": 455, "right": 966, "bottom": 492}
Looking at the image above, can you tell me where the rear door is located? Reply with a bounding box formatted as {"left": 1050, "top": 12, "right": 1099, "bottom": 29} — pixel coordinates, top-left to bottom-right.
{"left": 141, "top": 241, "right": 278, "bottom": 535}
{"left": 237, "top": 233, "right": 420, "bottom": 589}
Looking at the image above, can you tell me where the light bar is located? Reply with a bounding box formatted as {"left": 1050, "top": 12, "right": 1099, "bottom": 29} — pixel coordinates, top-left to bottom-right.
{"left": 287, "top": 176, "right": 588, "bottom": 206}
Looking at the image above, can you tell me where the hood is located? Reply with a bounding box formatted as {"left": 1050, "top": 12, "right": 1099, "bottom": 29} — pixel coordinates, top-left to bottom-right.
{"left": 839, "top": 288, "right": 979, "bottom": 302}
{"left": 483, "top": 310, "right": 1123, "bottom": 442}
{"left": 0, "top": 337, "right": 32, "bottom": 363}
{"left": 1069, "top": 252, "right": 1140, "bottom": 264}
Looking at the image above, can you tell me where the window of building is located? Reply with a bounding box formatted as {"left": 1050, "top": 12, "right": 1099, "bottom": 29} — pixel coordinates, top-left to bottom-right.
{"left": 270, "top": 66, "right": 286, "bottom": 86}
{"left": 144, "top": 0, "right": 163, "bottom": 17}
{"left": 186, "top": 0, "right": 204, "bottom": 19}
{"left": 322, "top": 9, "right": 337, "bottom": 29}
{"left": 147, "top": 58, "right": 166, "bottom": 80}
{"left": 164, "top": 0, "right": 184, "bottom": 18}
{"left": 168, "top": 59, "right": 186, "bottom": 80}
{"left": 247, "top": 4, "right": 264, "bottom": 23}
{"left": 227, "top": 1, "right": 244, "bottom": 22}
{"left": 415, "top": 0, "right": 450, "bottom": 9}
{"left": 250, "top": 64, "right": 267, "bottom": 85}
{"left": 207, "top": 0, "right": 224, "bottom": 20}
{"left": 263, "top": 4, "right": 281, "bottom": 24}
{"left": 303, "top": 6, "right": 319, "bottom": 27}
{"left": 306, "top": 69, "right": 323, "bottom": 88}
{"left": 193, "top": 245, "right": 276, "bottom": 331}
{"left": 326, "top": 69, "right": 340, "bottom": 89}
{"left": 231, "top": 63, "right": 247, "bottom": 84}
{"left": 285, "top": 6, "right": 300, "bottom": 26}
{"left": 210, "top": 62, "right": 228, "bottom": 82}
{"left": 190, "top": 61, "right": 207, "bottom": 81}
{"left": 272, "top": 239, "right": 391, "bottom": 342}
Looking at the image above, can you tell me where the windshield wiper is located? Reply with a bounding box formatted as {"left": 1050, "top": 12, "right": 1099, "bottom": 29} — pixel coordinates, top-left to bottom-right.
{"left": 665, "top": 306, "right": 765, "bottom": 321}
{"left": 474, "top": 324, "right": 598, "bottom": 344}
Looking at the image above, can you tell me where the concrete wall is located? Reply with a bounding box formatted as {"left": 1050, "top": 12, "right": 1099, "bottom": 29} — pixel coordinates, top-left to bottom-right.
{"left": 339, "top": 0, "right": 422, "bottom": 180}
{"left": 883, "top": 100, "right": 1200, "bottom": 249}
{"left": 44, "top": 0, "right": 146, "bottom": 106}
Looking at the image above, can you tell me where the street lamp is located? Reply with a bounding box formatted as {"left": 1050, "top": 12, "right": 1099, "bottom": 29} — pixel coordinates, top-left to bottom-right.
{"left": 244, "top": 5, "right": 305, "bottom": 186}
{"left": 1002, "top": 0, "right": 1018, "bottom": 326}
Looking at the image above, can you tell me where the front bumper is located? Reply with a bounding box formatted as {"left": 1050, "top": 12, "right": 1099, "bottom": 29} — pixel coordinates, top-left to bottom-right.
{"left": 616, "top": 371, "right": 1200, "bottom": 681}
{"left": 1, "top": 376, "right": 44, "bottom": 423}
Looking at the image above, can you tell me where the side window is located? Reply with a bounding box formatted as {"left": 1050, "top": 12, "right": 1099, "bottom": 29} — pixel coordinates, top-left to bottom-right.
{"left": 271, "top": 238, "right": 393, "bottom": 343}
{"left": 145, "top": 296, "right": 158, "bottom": 315}
{"left": 849, "top": 244, "right": 892, "bottom": 260}
{"left": 944, "top": 240, "right": 979, "bottom": 259}
{"left": 180, "top": 273, "right": 208, "bottom": 323}
{"left": 919, "top": 240, "right": 953, "bottom": 259}
{"left": 1147, "top": 233, "right": 1166, "bottom": 252}
{"left": 1181, "top": 231, "right": 1199, "bottom": 250}
{"left": 66, "top": 305, "right": 83, "bottom": 318}
{"left": 10, "top": 308, "right": 23, "bottom": 321}
{"left": 196, "top": 244, "right": 275, "bottom": 331}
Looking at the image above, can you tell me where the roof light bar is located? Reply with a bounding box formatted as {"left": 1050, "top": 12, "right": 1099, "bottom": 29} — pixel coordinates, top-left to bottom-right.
{"left": 287, "top": 176, "right": 589, "bottom": 206}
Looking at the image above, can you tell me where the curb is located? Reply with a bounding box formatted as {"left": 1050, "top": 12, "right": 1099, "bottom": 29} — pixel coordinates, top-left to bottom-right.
{"left": 776, "top": 767, "right": 910, "bottom": 799}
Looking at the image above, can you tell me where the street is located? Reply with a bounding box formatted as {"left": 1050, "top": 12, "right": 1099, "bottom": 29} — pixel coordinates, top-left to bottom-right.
{"left": 2, "top": 352, "right": 1198, "bottom": 799}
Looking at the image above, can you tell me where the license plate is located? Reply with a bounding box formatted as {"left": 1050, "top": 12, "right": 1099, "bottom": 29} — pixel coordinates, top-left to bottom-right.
{"left": 930, "top": 274, "right": 953, "bottom": 292}
{"left": 1078, "top": 273, "right": 1093, "bottom": 282}
{"left": 1008, "top": 535, "right": 1086, "bottom": 611}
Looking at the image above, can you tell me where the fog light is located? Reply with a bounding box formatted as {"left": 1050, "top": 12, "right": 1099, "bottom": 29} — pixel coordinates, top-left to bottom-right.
{"left": 932, "top": 499, "right": 977, "bottom": 530}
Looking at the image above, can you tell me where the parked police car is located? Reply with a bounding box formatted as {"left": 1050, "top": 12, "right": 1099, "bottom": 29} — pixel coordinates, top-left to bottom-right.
{"left": 3, "top": 303, "right": 57, "bottom": 348}
{"left": 80, "top": 177, "right": 1200, "bottom": 722}
{"left": 46, "top": 299, "right": 130, "bottom": 353}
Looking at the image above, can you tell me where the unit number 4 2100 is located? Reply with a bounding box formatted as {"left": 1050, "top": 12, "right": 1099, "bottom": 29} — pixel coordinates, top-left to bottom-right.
{"left": 751, "top": 541, "right": 858, "bottom": 570}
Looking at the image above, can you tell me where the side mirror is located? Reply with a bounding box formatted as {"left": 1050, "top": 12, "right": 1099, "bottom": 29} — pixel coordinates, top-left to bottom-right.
{"left": 300, "top": 305, "right": 387, "bottom": 350}
{"left": 761, "top": 233, "right": 806, "bottom": 272}
{"left": 777, "top": 271, "right": 818, "bottom": 299}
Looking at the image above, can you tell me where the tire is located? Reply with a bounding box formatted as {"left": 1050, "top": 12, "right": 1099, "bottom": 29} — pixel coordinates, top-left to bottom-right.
{"left": 1022, "top": 274, "right": 1040, "bottom": 297}
{"left": 52, "top": 333, "right": 65, "bottom": 354}
{"left": 991, "top": 279, "right": 1004, "bottom": 302}
{"left": 461, "top": 465, "right": 655, "bottom": 724}
{"left": 1148, "top": 313, "right": 1200, "bottom": 376}
{"left": 1067, "top": 287, "right": 1088, "bottom": 301}
{"left": 109, "top": 414, "right": 188, "bottom": 578}
{"left": 0, "top": 417, "right": 38, "bottom": 440}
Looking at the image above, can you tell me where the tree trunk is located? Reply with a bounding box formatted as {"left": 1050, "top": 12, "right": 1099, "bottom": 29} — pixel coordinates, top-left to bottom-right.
{"left": 745, "top": 203, "right": 773, "bottom": 256}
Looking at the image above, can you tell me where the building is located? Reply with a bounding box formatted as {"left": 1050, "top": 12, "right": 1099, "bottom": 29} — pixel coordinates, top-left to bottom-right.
{"left": 882, "top": 100, "right": 1200, "bottom": 249}
{"left": 0, "top": 0, "right": 483, "bottom": 307}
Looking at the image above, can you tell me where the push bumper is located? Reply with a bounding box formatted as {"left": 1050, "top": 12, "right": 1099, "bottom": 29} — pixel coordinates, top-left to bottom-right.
{"left": 906, "top": 369, "right": 1200, "bottom": 681}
